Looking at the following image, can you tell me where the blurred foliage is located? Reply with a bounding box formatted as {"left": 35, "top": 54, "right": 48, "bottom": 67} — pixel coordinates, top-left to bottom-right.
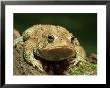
{"left": 67, "top": 61, "right": 97, "bottom": 75}
{"left": 14, "top": 13, "right": 97, "bottom": 55}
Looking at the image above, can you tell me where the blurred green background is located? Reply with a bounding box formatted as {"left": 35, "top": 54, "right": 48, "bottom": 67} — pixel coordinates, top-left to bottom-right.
{"left": 14, "top": 13, "right": 97, "bottom": 55}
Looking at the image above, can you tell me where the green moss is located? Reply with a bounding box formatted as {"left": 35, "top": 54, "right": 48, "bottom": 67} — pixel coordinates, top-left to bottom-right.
{"left": 68, "top": 61, "right": 97, "bottom": 75}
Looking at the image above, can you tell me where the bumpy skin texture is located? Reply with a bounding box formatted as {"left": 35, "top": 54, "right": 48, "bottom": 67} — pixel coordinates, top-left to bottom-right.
{"left": 14, "top": 24, "right": 86, "bottom": 71}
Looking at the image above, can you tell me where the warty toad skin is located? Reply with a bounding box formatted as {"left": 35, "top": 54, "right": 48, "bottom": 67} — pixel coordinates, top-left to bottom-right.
{"left": 14, "top": 24, "right": 86, "bottom": 72}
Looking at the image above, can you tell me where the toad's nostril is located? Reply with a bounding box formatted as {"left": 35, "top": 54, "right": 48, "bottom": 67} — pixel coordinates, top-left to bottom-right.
{"left": 60, "top": 38, "right": 63, "bottom": 40}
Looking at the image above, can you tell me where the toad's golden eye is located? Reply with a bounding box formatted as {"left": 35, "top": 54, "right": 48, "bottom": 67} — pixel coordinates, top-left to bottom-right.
{"left": 71, "top": 36, "right": 75, "bottom": 42}
{"left": 48, "top": 35, "right": 54, "bottom": 43}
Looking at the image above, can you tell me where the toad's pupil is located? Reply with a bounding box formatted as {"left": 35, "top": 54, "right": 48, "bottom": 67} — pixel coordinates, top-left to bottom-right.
{"left": 48, "top": 35, "right": 54, "bottom": 43}
{"left": 71, "top": 36, "right": 75, "bottom": 42}
{"left": 71, "top": 36, "right": 75, "bottom": 40}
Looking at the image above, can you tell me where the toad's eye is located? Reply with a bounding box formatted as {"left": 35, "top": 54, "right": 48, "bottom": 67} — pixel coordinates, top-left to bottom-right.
{"left": 71, "top": 36, "right": 75, "bottom": 42}
{"left": 48, "top": 35, "right": 54, "bottom": 43}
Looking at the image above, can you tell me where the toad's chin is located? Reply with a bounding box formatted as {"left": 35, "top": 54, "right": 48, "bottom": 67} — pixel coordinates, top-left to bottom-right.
{"left": 39, "top": 47, "right": 76, "bottom": 61}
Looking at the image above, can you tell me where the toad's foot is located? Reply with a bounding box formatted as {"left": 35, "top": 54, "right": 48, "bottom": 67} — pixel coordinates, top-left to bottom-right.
{"left": 31, "top": 60, "right": 44, "bottom": 72}
{"left": 68, "top": 59, "right": 77, "bottom": 69}
{"left": 68, "top": 57, "right": 86, "bottom": 69}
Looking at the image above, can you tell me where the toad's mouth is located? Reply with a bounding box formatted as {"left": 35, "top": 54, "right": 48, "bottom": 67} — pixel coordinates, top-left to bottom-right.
{"left": 39, "top": 47, "right": 76, "bottom": 61}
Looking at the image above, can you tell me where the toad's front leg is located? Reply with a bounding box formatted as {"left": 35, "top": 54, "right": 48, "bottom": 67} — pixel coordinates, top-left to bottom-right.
{"left": 68, "top": 38, "right": 86, "bottom": 68}
{"left": 23, "top": 39, "right": 44, "bottom": 72}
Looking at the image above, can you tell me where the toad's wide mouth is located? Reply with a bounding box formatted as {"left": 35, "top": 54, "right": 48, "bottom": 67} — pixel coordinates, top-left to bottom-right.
{"left": 40, "top": 46, "right": 75, "bottom": 61}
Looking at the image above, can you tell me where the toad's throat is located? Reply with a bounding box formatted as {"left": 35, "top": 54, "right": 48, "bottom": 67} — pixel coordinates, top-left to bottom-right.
{"left": 39, "top": 47, "right": 75, "bottom": 61}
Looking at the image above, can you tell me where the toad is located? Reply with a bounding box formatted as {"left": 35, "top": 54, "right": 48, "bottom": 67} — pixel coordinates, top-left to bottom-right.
{"left": 14, "top": 24, "right": 86, "bottom": 72}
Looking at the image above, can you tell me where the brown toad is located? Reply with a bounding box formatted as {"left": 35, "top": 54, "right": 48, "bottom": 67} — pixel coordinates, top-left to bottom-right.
{"left": 14, "top": 24, "right": 86, "bottom": 72}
